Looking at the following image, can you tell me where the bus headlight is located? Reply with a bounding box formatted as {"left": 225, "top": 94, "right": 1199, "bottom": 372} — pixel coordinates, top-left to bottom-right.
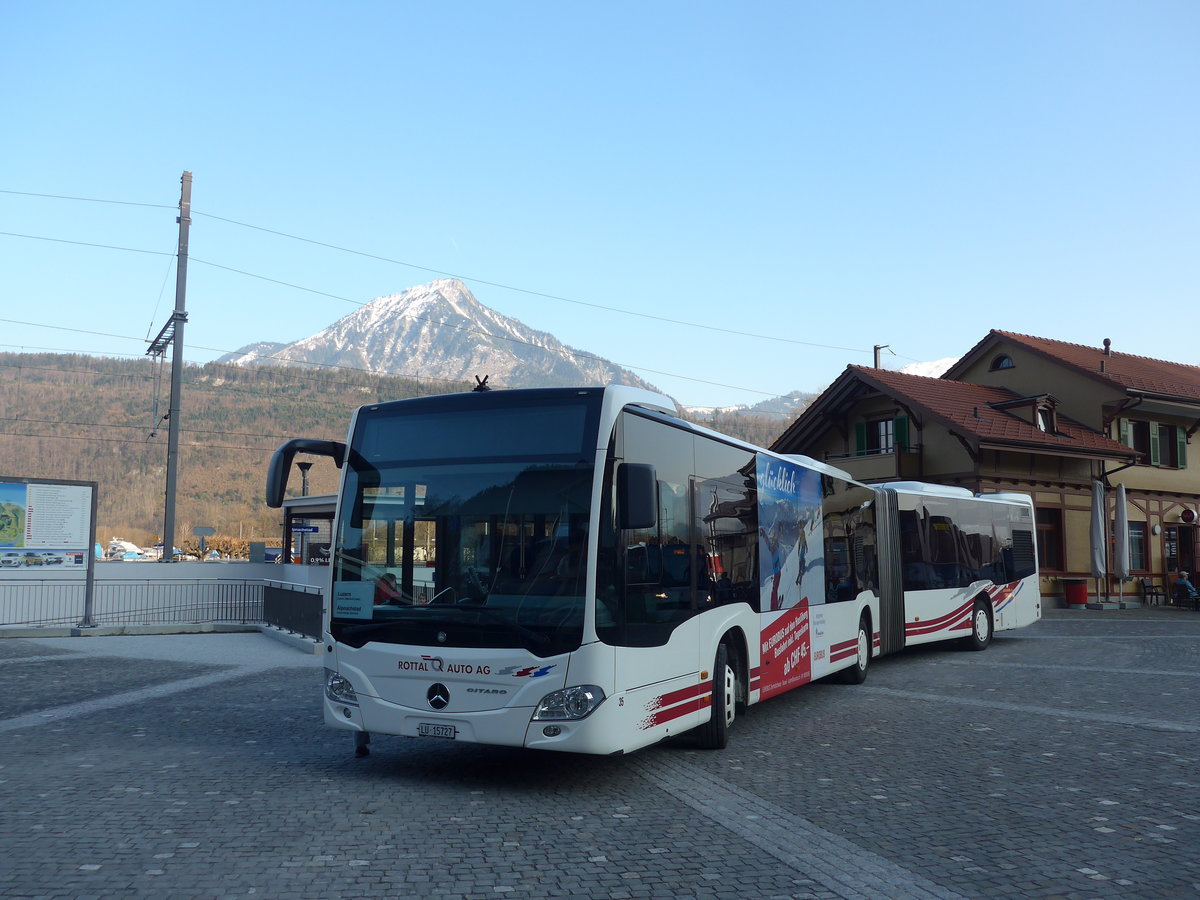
{"left": 532, "top": 685, "right": 605, "bottom": 721}
{"left": 325, "top": 670, "right": 359, "bottom": 706}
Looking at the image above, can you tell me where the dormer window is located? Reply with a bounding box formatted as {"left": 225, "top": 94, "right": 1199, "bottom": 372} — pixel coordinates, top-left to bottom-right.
{"left": 987, "top": 394, "right": 1059, "bottom": 433}
{"left": 990, "top": 354, "right": 1015, "bottom": 371}
{"left": 1036, "top": 406, "right": 1054, "bottom": 432}
{"left": 1033, "top": 398, "right": 1058, "bottom": 433}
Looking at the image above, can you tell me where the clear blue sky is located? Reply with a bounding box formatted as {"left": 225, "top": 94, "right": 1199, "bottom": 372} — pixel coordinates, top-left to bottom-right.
{"left": 2, "top": 1, "right": 1196, "bottom": 409}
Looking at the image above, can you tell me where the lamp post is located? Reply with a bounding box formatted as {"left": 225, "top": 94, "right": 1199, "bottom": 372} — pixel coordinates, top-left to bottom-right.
{"left": 296, "top": 462, "right": 312, "bottom": 564}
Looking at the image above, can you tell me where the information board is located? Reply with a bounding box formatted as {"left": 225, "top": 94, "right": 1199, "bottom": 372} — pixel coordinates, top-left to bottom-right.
{"left": 0, "top": 476, "right": 99, "bottom": 626}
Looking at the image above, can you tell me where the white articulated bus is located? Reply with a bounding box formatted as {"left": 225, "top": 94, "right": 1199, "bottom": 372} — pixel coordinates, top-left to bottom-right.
{"left": 266, "top": 385, "right": 1040, "bottom": 756}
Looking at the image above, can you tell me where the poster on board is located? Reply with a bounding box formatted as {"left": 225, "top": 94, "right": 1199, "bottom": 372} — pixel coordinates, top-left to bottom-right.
{"left": 0, "top": 478, "right": 95, "bottom": 571}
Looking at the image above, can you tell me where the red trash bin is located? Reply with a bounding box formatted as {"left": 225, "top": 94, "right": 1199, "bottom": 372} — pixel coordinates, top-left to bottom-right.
{"left": 1062, "top": 579, "right": 1088, "bottom": 605}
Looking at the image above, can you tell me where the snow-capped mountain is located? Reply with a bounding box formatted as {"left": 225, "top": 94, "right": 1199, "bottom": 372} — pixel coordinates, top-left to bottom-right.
{"left": 218, "top": 279, "right": 656, "bottom": 392}
{"left": 899, "top": 357, "right": 958, "bottom": 378}
{"left": 683, "top": 390, "right": 814, "bottom": 420}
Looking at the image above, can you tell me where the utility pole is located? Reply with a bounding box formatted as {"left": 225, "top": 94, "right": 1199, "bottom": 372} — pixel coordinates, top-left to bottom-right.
{"left": 873, "top": 344, "right": 889, "bottom": 368}
{"left": 297, "top": 461, "right": 312, "bottom": 565}
{"left": 147, "top": 171, "right": 192, "bottom": 563}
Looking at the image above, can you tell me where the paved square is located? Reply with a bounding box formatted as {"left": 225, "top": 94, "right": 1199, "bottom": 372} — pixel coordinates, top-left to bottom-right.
{"left": 2, "top": 609, "right": 1198, "bottom": 898}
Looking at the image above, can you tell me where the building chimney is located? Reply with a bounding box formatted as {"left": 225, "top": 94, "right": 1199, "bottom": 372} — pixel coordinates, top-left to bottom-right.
{"left": 1103, "top": 338, "right": 1111, "bottom": 356}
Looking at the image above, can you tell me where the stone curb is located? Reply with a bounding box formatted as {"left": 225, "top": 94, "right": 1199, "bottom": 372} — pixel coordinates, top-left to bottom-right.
{"left": 0, "top": 621, "right": 323, "bottom": 654}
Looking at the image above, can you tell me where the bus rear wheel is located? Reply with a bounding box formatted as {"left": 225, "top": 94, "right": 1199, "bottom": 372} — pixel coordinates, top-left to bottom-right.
{"left": 961, "top": 598, "right": 992, "bottom": 651}
{"left": 836, "top": 615, "right": 871, "bottom": 684}
{"left": 696, "top": 644, "right": 736, "bottom": 749}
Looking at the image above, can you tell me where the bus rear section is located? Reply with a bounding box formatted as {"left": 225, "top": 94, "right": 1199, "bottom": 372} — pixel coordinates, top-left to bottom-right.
{"left": 877, "top": 483, "right": 1041, "bottom": 653}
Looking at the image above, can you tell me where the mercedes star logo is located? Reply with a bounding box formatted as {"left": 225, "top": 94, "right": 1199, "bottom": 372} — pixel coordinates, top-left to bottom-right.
{"left": 427, "top": 683, "right": 450, "bottom": 710}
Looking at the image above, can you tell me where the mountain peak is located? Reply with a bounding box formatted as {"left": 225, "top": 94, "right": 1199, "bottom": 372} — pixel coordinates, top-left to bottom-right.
{"left": 218, "top": 279, "right": 656, "bottom": 391}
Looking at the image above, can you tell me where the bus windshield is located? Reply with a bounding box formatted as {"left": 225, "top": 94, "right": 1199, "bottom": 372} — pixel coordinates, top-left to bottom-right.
{"left": 328, "top": 392, "right": 601, "bottom": 657}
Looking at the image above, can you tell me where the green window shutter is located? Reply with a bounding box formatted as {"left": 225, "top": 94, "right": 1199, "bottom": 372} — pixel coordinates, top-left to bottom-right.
{"left": 1149, "top": 422, "right": 1161, "bottom": 466}
{"left": 1119, "top": 419, "right": 1130, "bottom": 447}
{"left": 854, "top": 422, "right": 867, "bottom": 456}
{"left": 1177, "top": 427, "right": 1187, "bottom": 469}
{"left": 894, "top": 416, "right": 910, "bottom": 453}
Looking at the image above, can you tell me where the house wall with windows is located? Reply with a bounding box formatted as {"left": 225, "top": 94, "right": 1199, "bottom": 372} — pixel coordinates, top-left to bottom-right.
{"left": 803, "top": 400, "right": 978, "bottom": 483}
{"left": 1112, "top": 415, "right": 1190, "bottom": 491}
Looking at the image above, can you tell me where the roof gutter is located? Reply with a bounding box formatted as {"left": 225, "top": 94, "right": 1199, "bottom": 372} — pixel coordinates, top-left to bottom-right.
{"left": 1125, "top": 388, "right": 1200, "bottom": 407}
{"left": 976, "top": 439, "right": 1139, "bottom": 463}
{"left": 1121, "top": 390, "right": 1200, "bottom": 442}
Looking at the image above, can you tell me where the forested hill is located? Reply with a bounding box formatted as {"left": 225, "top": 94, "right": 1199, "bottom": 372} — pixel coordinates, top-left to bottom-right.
{"left": 0, "top": 352, "right": 799, "bottom": 548}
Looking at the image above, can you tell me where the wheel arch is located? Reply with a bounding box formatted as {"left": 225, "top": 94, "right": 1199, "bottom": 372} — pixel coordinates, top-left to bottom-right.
{"left": 857, "top": 600, "right": 877, "bottom": 657}
{"left": 717, "top": 626, "right": 750, "bottom": 711}
{"left": 975, "top": 591, "right": 995, "bottom": 625}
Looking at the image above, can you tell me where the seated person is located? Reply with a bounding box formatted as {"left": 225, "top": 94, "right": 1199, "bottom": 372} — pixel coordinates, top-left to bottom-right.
{"left": 374, "top": 572, "right": 406, "bottom": 605}
{"left": 1173, "top": 571, "right": 1198, "bottom": 600}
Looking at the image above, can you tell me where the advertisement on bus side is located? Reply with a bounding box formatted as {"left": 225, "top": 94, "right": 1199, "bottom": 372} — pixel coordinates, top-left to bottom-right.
{"left": 755, "top": 455, "right": 824, "bottom": 698}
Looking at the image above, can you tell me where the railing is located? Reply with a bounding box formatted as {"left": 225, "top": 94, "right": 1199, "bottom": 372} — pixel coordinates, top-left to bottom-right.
{"left": 263, "top": 580, "right": 323, "bottom": 639}
{"left": 0, "top": 576, "right": 266, "bottom": 628}
{"left": 825, "top": 443, "right": 922, "bottom": 462}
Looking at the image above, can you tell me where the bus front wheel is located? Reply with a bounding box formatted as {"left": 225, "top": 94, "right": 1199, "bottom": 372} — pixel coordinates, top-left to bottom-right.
{"left": 696, "top": 644, "right": 736, "bottom": 749}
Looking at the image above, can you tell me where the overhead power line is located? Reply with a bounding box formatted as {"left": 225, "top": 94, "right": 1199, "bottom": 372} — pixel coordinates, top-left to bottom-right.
{"left": 0, "top": 230, "right": 174, "bottom": 257}
{"left": 0, "top": 349, "right": 480, "bottom": 422}
{"left": 0, "top": 189, "right": 877, "bottom": 399}
{"left": 0, "top": 192, "right": 869, "bottom": 353}
{"left": 0, "top": 316, "right": 156, "bottom": 346}
{"left": 0, "top": 188, "right": 175, "bottom": 209}
{"left": 190, "top": 210, "right": 867, "bottom": 353}
{"left": 0, "top": 428, "right": 277, "bottom": 454}
{"left": 0, "top": 415, "right": 326, "bottom": 443}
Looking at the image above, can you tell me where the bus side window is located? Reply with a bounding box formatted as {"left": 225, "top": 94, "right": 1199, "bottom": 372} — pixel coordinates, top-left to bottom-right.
{"left": 1010, "top": 528, "right": 1037, "bottom": 581}
{"left": 621, "top": 480, "right": 695, "bottom": 642}
{"left": 694, "top": 475, "right": 757, "bottom": 609}
{"left": 898, "top": 510, "right": 931, "bottom": 591}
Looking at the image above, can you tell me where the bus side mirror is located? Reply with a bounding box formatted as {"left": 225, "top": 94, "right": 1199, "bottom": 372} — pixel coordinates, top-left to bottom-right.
{"left": 265, "top": 439, "right": 347, "bottom": 508}
{"left": 618, "top": 463, "right": 657, "bottom": 531}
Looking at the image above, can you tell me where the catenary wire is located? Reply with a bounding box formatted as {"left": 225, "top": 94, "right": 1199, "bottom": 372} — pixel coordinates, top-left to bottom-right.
{"left": 0, "top": 428, "right": 277, "bottom": 453}
{"left": 0, "top": 204, "right": 885, "bottom": 398}
{"left": 191, "top": 209, "right": 869, "bottom": 354}
{"left": 0, "top": 202, "right": 873, "bottom": 355}
{"left": 0, "top": 416, "right": 329, "bottom": 443}
{"left": 0, "top": 188, "right": 175, "bottom": 209}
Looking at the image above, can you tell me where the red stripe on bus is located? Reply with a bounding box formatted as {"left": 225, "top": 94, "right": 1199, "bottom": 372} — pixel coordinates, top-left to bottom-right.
{"left": 906, "top": 598, "right": 974, "bottom": 635}
{"left": 640, "top": 696, "right": 707, "bottom": 729}
{"left": 654, "top": 680, "right": 708, "bottom": 709}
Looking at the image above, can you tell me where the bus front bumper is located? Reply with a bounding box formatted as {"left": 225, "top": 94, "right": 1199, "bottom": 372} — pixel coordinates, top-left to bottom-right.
{"left": 323, "top": 690, "right": 627, "bottom": 755}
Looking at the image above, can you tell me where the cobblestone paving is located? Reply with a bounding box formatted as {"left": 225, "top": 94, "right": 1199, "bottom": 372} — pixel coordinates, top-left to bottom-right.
{"left": 2, "top": 608, "right": 1198, "bottom": 898}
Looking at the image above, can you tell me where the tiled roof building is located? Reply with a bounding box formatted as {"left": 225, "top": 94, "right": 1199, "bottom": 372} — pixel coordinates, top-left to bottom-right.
{"left": 771, "top": 331, "right": 1200, "bottom": 606}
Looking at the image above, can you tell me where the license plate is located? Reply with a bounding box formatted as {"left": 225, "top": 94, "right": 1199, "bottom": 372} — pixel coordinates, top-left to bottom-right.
{"left": 417, "top": 723, "right": 457, "bottom": 739}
